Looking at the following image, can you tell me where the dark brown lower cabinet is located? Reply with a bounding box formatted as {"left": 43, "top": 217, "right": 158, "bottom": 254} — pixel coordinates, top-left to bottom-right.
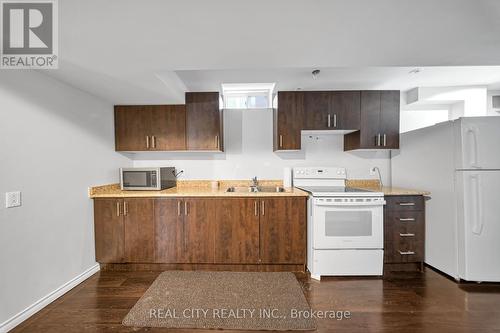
{"left": 94, "top": 199, "right": 125, "bottom": 263}
{"left": 94, "top": 196, "right": 306, "bottom": 268}
{"left": 155, "top": 198, "right": 184, "bottom": 263}
{"left": 259, "top": 197, "right": 307, "bottom": 264}
{"left": 123, "top": 199, "right": 155, "bottom": 262}
{"left": 183, "top": 199, "right": 216, "bottom": 263}
{"left": 384, "top": 195, "right": 425, "bottom": 271}
{"left": 94, "top": 198, "right": 154, "bottom": 263}
{"left": 214, "top": 198, "right": 260, "bottom": 264}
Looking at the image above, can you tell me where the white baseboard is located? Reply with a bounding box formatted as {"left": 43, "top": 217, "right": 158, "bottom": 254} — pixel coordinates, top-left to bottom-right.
{"left": 0, "top": 263, "right": 100, "bottom": 333}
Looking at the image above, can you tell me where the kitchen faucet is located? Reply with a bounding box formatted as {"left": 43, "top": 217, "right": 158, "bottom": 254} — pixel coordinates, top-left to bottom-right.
{"left": 251, "top": 176, "right": 258, "bottom": 187}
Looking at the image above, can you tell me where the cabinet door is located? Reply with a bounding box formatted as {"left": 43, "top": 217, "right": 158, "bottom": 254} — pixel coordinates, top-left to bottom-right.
{"left": 275, "top": 92, "right": 304, "bottom": 150}
{"left": 303, "top": 91, "right": 330, "bottom": 130}
{"left": 114, "top": 106, "right": 151, "bottom": 151}
{"left": 94, "top": 199, "right": 124, "bottom": 263}
{"left": 332, "top": 91, "right": 361, "bottom": 130}
{"left": 123, "top": 198, "right": 154, "bottom": 262}
{"left": 259, "top": 197, "right": 306, "bottom": 264}
{"left": 183, "top": 199, "right": 216, "bottom": 263}
{"left": 379, "top": 91, "right": 400, "bottom": 149}
{"left": 186, "top": 92, "right": 222, "bottom": 151}
{"left": 214, "top": 198, "right": 260, "bottom": 264}
{"left": 155, "top": 198, "right": 184, "bottom": 263}
{"left": 150, "top": 105, "right": 186, "bottom": 151}
{"left": 359, "top": 91, "right": 382, "bottom": 148}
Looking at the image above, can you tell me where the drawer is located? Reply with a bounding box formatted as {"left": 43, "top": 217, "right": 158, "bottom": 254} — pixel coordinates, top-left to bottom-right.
{"left": 384, "top": 211, "right": 424, "bottom": 264}
{"left": 384, "top": 236, "right": 424, "bottom": 263}
{"left": 385, "top": 195, "right": 424, "bottom": 211}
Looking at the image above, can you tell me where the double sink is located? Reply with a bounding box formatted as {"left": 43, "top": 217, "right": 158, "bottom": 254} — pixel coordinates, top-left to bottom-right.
{"left": 226, "top": 186, "right": 285, "bottom": 193}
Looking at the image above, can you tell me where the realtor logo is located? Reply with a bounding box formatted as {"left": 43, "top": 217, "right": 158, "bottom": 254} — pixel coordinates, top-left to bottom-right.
{"left": 1, "top": 0, "right": 58, "bottom": 69}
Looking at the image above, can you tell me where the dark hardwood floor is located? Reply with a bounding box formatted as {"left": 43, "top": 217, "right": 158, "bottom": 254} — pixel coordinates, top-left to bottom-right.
{"left": 11, "top": 267, "right": 500, "bottom": 332}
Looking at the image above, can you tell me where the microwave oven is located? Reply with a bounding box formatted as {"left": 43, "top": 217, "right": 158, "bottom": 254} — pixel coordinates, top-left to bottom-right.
{"left": 120, "top": 167, "right": 176, "bottom": 190}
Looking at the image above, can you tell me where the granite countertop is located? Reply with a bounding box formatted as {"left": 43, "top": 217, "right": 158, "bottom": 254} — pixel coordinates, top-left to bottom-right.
{"left": 89, "top": 180, "right": 309, "bottom": 198}
{"left": 346, "top": 180, "right": 431, "bottom": 196}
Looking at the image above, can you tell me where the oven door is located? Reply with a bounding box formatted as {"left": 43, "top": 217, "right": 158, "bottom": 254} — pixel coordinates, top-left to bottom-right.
{"left": 312, "top": 198, "right": 385, "bottom": 249}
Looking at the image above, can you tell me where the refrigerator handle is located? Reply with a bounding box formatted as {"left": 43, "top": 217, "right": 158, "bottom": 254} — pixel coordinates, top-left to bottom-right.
{"left": 471, "top": 174, "right": 484, "bottom": 235}
{"left": 466, "top": 126, "right": 480, "bottom": 169}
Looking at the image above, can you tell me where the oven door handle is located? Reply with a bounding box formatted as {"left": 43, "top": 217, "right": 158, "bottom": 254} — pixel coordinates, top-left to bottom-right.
{"left": 314, "top": 201, "right": 386, "bottom": 207}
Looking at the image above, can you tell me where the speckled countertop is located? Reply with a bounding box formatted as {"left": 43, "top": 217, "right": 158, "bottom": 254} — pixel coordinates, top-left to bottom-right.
{"left": 346, "top": 180, "right": 431, "bottom": 196}
{"left": 89, "top": 180, "right": 309, "bottom": 198}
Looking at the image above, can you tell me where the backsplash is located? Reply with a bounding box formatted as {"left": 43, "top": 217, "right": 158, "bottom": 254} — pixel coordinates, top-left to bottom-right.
{"left": 131, "top": 108, "right": 391, "bottom": 184}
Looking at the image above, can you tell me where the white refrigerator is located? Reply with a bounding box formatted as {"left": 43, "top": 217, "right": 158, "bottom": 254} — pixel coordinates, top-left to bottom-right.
{"left": 391, "top": 117, "right": 500, "bottom": 282}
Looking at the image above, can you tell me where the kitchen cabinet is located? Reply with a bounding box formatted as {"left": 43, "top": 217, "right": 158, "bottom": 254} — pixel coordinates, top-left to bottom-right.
{"left": 384, "top": 195, "right": 425, "bottom": 270}
{"left": 94, "top": 195, "right": 306, "bottom": 269}
{"left": 214, "top": 198, "right": 260, "bottom": 264}
{"left": 155, "top": 199, "right": 184, "bottom": 263}
{"left": 303, "top": 91, "right": 360, "bottom": 130}
{"left": 183, "top": 198, "right": 216, "bottom": 263}
{"left": 94, "top": 198, "right": 154, "bottom": 263}
{"left": 185, "top": 92, "right": 224, "bottom": 151}
{"left": 114, "top": 106, "right": 151, "bottom": 151}
{"left": 150, "top": 105, "right": 186, "bottom": 150}
{"left": 344, "top": 90, "right": 400, "bottom": 150}
{"left": 259, "top": 197, "right": 306, "bottom": 264}
{"left": 123, "top": 199, "right": 155, "bottom": 262}
{"left": 115, "top": 105, "right": 186, "bottom": 151}
{"left": 94, "top": 199, "right": 125, "bottom": 263}
{"left": 154, "top": 198, "right": 216, "bottom": 263}
{"left": 274, "top": 91, "right": 304, "bottom": 151}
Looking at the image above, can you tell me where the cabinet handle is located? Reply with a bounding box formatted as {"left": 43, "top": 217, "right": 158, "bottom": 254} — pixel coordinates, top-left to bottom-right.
{"left": 377, "top": 134, "right": 381, "bottom": 146}
{"left": 333, "top": 114, "right": 337, "bottom": 128}
{"left": 152, "top": 135, "right": 156, "bottom": 148}
{"left": 261, "top": 201, "right": 265, "bottom": 216}
{"left": 177, "top": 201, "right": 181, "bottom": 216}
{"left": 279, "top": 135, "right": 283, "bottom": 148}
{"left": 184, "top": 201, "right": 188, "bottom": 216}
{"left": 123, "top": 201, "right": 128, "bottom": 216}
{"left": 116, "top": 202, "right": 121, "bottom": 216}
{"left": 327, "top": 114, "right": 331, "bottom": 128}
{"left": 399, "top": 202, "right": 415, "bottom": 206}
{"left": 399, "top": 233, "right": 415, "bottom": 237}
{"left": 215, "top": 135, "right": 219, "bottom": 150}
{"left": 383, "top": 134, "right": 387, "bottom": 147}
{"left": 254, "top": 201, "right": 258, "bottom": 216}
{"left": 146, "top": 135, "right": 150, "bottom": 148}
{"left": 399, "top": 251, "right": 416, "bottom": 255}
{"left": 399, "top": 218, "right": 416, "bottom": 222}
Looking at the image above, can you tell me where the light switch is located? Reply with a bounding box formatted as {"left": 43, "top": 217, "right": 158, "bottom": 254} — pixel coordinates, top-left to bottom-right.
{"left": 6, "top": 191, "right": 21, "bottom": 208}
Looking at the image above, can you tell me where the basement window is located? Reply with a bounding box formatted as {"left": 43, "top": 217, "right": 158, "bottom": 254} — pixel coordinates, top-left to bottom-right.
{"left": 222, "top": 83, "right": 275, "bottom": 109}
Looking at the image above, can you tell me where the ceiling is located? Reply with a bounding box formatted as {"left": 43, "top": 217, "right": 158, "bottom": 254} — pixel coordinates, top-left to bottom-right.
{"left": 41, "top": 0, "right": 500, "bottom": 104}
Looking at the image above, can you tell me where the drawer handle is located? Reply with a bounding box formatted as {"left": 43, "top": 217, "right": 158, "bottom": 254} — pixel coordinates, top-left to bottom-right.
{"left": 399, "top": 202, "right": 416, "bottom": 206}
{"left": 399, "top": 251, "right": 415, "bottom": 255}
{"left": 399, "top": 233, "right": 415, "bottom": 237}
{"left": 399, "top": 218, "right": 415, "bottom": 222}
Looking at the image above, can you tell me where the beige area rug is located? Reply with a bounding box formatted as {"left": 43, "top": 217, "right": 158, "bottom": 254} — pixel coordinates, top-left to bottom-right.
{"left": 122, "top": 271, "right": 317, "bottom": 331}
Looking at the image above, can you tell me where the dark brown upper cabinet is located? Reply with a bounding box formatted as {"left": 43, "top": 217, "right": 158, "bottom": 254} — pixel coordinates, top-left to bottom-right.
{"left": 274, "top": 91, "right": 304, "bottom": 151}
{"left": 304, "top": 91, "right": 360, "bottom": 130}
{"left": 115, "top": 105, "right": 186, "bottom": 151}
{"left": 344, "top": 90, "right": 400, "bottom": 150}
{"left": 150, "top": 105, "right": 186, "bottom": 151}
{"left": 185, "top": 92, "right": 224, "bottom": 151}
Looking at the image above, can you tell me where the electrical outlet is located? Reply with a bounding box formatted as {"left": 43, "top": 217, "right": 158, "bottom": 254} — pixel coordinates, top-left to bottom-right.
{"left": 369, "top": 167, "right": 376, "bottom": 176}
{"left": 6, "top": 191, "right": 21, "bottom": 208}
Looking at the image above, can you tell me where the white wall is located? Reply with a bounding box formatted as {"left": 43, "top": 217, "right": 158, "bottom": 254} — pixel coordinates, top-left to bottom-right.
{"left": 132, "top": 109, "right": 391, "bottom": 184}
{"left": 0, "top": 71, "right": 131, "bottom": 327}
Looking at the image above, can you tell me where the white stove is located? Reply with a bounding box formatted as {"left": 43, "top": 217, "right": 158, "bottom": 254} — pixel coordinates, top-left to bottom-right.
{"left": 293, "top": 167, "right": 385, "bottom": 280}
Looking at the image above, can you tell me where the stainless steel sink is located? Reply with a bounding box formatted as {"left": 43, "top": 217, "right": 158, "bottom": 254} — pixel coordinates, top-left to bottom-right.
{"left": 226, "top": 186, "right": 285, "bottom": 193}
